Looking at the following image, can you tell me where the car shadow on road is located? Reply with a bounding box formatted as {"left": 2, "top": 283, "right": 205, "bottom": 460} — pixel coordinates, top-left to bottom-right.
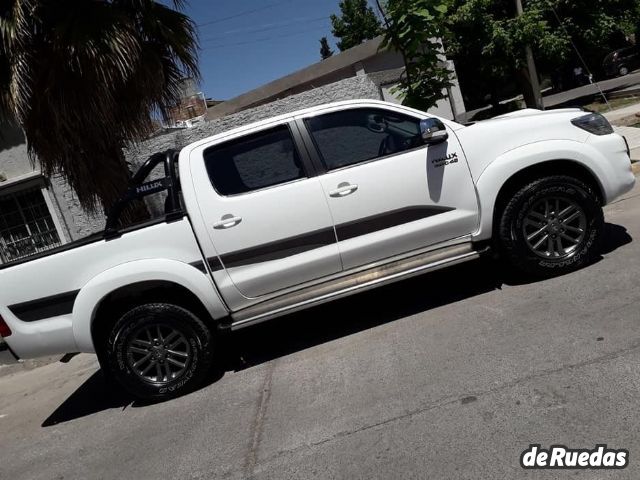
{"left": 41, "top": 222, "right": 631, "bottom": 427}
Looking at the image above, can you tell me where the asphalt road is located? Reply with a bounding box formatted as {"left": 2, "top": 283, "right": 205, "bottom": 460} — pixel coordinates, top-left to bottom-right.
{"left": 1, "top": 180, "right": 640, "bottom": 480}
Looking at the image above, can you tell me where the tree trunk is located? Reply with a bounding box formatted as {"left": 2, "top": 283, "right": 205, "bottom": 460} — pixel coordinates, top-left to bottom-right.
{"left": 517, "top": 67, "right": 539, "bottom": 108}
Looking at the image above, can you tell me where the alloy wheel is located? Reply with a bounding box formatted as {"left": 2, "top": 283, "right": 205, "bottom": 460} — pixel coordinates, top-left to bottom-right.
{"left": 522, "top": 196, "right": 587, "bottom": 259}
{"left": 125, "top": 323, "right": 192, "bottom": 384}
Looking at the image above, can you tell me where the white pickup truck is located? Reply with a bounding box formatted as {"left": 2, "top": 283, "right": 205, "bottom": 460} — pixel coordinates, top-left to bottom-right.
{"left": 0, "top": 100, "right": 635, "bottom": 399}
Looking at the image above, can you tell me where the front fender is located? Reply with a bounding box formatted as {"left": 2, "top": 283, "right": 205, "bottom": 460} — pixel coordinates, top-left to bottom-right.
{"left": 72, "top": 258, "right": 228, "bottom": 352}
{"left": 473, "top": 139, "right": 610, "bottom": 240}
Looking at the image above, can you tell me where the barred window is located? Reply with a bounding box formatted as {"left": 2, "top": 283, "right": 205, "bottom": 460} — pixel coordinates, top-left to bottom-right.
{"left": 0, "top": 187, "right": 62, "bottom": 263}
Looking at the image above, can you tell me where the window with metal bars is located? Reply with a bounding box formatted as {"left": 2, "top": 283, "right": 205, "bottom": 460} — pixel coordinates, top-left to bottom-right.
{"left": 0, "top": 187, "right": 62, "bottom": 264}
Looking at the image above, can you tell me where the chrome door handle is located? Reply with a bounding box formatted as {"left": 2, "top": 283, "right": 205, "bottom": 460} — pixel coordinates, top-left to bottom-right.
{"left": 329, "top": 182, "right": 358, "bottom": 197}
{"left": 213, "top": 214, "right": 242, "bottom": 229}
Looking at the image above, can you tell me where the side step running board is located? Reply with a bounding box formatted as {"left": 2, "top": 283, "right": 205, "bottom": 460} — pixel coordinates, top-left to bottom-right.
{"left": 230, "top": 243, "right": 484, "bottom": 330}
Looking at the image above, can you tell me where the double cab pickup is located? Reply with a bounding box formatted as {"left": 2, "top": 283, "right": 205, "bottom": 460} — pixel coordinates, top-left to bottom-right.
{"left": 0, "top": 100, "right": 634, "bottom": 399}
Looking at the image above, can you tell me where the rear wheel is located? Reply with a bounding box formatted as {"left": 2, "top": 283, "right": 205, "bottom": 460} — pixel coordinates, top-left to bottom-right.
{"left": 106, "top": 303, "right": 213, "bottom": 400}
{"left": 498, "top": 175, "right": 604, "bottom": 276}
{"left": 619, "top": 65, "right": 630, "bottom": 76}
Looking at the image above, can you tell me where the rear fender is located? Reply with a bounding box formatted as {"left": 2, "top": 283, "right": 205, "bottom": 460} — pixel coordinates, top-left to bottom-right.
{"left": 72, "top": 258, "right": 228, "bottom": 352}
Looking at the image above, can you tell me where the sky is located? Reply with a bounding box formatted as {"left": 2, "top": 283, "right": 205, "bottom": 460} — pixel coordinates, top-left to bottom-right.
{"left": 175, "top": 0, "right": 378, "bottom": 101}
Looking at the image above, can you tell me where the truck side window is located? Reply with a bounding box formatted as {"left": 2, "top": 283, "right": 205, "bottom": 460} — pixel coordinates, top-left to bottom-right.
{"left": 204, "top": 125, "right": 305, "bottom": 195}
{"left": 305, "top": 108, "right": 423, "bottom": 171}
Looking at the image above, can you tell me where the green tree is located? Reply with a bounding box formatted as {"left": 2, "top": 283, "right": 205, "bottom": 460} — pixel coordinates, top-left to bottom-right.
{"left": 331, "top": 0, "right": 382, "bottom": 51}
{"left": 446, "top": 0, "right": 638, "bottom": 110}
{"left": 320, "top": 37, "right": 334, "bottom": 60}
{"left": 0, "top": 0, "right": 199, "bottom": 214}
{"left": 378, "top": 0, "right": 453, "bottom": 111}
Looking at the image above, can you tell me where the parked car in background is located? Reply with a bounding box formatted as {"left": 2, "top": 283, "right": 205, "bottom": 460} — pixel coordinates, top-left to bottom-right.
{"left": 603, "top": 47, "right": 640, "bottom": 77}
{"left": 0, "top": 100, "right": 635, "bottom": 400}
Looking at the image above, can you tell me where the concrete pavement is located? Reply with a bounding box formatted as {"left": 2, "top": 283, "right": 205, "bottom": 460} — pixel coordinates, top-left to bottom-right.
{"left": 605, "top": 104, "right": 640, "bottom": 125}
{"left": 1, "top": 180, "right": 640, "bottom": 479}
{"left": 544, "top": 71, "right": 640, "bottom": 108}
{"left": 613, "top": 125, "right": 640, "bottom": 164}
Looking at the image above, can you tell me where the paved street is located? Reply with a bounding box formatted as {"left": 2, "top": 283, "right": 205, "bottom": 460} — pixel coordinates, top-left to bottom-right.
{"left": 1, "top": 179, "right": 640, "bottom": 479}
{"left": 544, "top": 71, "right": 640, "bottom": 108}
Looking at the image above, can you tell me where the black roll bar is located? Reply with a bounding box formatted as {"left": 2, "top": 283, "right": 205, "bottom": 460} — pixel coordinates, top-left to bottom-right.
{"left": 104, "top": 149, "right": 181, "bottom": 236}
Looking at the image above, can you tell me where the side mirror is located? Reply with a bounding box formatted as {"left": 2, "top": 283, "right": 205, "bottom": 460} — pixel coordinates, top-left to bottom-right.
{"left": 420, "top": 118, "right": 449, "bottom": 145}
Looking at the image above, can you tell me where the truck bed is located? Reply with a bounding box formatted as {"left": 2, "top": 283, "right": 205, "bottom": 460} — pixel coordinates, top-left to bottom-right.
{"left": 0, "top": 216, "right": 210, "bottom": 357}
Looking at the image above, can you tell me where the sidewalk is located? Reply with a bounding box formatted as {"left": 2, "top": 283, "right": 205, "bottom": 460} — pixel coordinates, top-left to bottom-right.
{"left": 614, "top": 125, "right": 640, "bottom": 150}
{"left": 544, "top": 71, "right": 640, "bottom": 108}
{"left": 599, "top": 101, "right": 640, "bottom": 163}
{"left": 614, "top": 126, "right": 640, "bottom": 166}
{"left": 603, "top": 102, "right": 640, "bottom": 124}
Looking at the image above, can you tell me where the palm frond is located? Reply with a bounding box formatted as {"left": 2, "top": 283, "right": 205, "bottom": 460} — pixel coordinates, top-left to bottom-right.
{"left": 0, "top": 0, "right": 200, "bottom": 213}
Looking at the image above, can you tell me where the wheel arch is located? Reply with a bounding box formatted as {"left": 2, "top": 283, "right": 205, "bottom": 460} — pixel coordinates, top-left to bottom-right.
{"left": 91, "top": 280, "right": 216, "bottom": 357}
{"left": 490, "top": 159, "right": 603, "bottom": 240}
{"left": 71, "top": 258, "right": 229, "bottom": 353}
{"left": 473, "top": 141, "right": 607, "bottom": 241}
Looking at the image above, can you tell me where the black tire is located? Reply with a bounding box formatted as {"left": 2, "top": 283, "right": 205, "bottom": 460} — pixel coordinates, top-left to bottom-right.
{"left": 498, "top": 175, "right": 604, "bottom": 276}
{"left": 106, "top": 303, "right": 213, "bottom": 400}
{"left": 619, "top": 65, "right": 630, "bottom": 76}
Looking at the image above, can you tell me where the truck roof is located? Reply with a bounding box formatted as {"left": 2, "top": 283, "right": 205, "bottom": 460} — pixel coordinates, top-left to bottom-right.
{"left": 181, "top": 99, "right": 462, "bottom": 153}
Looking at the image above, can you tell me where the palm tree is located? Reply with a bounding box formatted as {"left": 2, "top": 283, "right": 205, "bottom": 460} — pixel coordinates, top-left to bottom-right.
{"left": 0, "top": 0, "right": 199, "bottom": 213}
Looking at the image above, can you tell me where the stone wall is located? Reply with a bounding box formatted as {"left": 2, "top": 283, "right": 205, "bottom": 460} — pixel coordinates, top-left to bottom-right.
{"left": 126, "top": 74, "right": 383, "bottom": 166}
{"left": 48, "top": 174, "right": 105, "bottom": 240}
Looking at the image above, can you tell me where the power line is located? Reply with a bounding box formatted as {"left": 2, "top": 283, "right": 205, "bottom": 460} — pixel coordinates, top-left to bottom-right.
{"left": 201, "top": 25, "right": 329, "bottom": 50}
{"left": 197, "top": 0, "right": 293, "bottom": 28}
{"left": 546, "top": 1, "right": 611, "bottom": 110}
{"left": 200, "top": 16, "right": 328, "bottom": 43}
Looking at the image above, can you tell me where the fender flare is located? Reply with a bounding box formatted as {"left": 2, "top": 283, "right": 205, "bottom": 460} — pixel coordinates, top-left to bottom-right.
{"left": 473, "top": 140, "right": 609, "bottom": 240}
{"left": 72, "top": 258, "right": 228, "bottom": 352}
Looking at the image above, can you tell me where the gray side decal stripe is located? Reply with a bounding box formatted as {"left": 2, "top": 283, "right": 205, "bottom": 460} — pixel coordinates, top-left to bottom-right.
{"left": 188, "top": 260, "right": 208, "bottom": 273}
{"left": 335, "top": 206, "right": 455, "bottom": 241}
{"left": 219, "top": 228, "right": 336, "bottom": 269}
{"left": 9, "top": 290, "right": 80, "bottom": 322}
{"left": 214, "top": 205, "right": 454, "bottom": 269}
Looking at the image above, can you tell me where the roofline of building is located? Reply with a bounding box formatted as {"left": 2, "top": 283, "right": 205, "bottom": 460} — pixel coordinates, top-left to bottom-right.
{"left": 205, "top": 36, "right": 386, "bottom": 119}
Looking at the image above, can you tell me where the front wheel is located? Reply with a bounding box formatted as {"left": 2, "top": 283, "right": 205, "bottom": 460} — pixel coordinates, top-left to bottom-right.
{"left": 498, "top": 175, "right": 604, "bottom": 276}
{"left": 106, "top": 303, "right": 213, "bottom": 400}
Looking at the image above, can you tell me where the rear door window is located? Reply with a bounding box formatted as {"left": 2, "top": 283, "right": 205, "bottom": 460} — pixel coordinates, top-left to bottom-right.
{"left": 204, "top": 125, "right": 305, "bottom": 195}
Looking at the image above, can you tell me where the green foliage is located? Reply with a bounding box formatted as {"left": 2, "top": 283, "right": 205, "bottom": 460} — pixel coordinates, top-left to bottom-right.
{"left": 446, "top": 0, "right": 638, "bottom": 108}
{"left": 331, "top": 0, "right": 382, "bottom": 51}
{"left": 380, "top": 0, "right": 453, "bottom": 111}
{"left": 320, "top": 36, "right": 334, "bottom": 60}
{"left": 0, "top": 0, "right": 199, "bottom": 213}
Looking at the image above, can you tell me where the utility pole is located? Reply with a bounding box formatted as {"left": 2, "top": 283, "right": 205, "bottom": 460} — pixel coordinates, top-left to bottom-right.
{"left": 515, "top": 0, "right": 544, "bottom": 109}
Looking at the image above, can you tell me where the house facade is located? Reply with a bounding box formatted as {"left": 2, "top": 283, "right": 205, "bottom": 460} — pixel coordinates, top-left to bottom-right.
{"left": 0, "top": 122, "right": 105, "bottom": 264}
